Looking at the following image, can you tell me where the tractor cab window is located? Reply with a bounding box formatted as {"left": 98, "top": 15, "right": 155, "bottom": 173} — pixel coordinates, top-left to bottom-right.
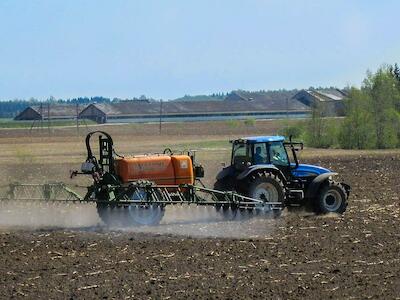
{"left": 253, "top": 143, "right": 267, "bottom": 164}
{"left": 269, "top": 142, "right": 289, "bottom": 166}
{"left": 232, "top": 142, "right": 252, "bottom": 169}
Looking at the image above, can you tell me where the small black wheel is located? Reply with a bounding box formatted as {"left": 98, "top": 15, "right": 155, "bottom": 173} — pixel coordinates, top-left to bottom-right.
{"left": 247, "top": 171, "right": 285, "bottom": 217}
{"left": 315, "top": 181, "right": 348, "bottom": 214}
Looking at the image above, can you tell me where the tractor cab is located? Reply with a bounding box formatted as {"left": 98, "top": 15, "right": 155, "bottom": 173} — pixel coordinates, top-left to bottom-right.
{"left": 230, "top": 136, "right": 336, "bottom": 183}
{"left": 230, "top": 136, "right": 302, "bottom": 179}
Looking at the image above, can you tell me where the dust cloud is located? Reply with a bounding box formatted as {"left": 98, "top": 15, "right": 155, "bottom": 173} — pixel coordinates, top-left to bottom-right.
{"left": 0, "top": 201, "right": 283, "bottom": 238}
{"left": 116, "top": 206, "right": 283, "bottom": 239}
{"left": 0, "top": 201, "right": 99, "bottom": 229}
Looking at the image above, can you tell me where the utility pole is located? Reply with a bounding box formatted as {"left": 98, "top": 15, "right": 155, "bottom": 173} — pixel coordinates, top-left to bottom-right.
{"left": 47, "top": 102, "right": 50, "bottom": 135}
{"left": 76, "top": 102, "right": 79, "bottom": 134}
{"left": 159, "top": 100, "right": 163, "bottom": 134}
{"left": 39, "top": 103, "right": 43, "bottom": 131}
{"left": 286, "top": 97, "right": 289, "bottom": 121}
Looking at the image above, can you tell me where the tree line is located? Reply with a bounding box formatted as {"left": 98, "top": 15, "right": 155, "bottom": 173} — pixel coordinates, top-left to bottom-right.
{"left": 285, "top": 63, "right": 400, "bottom": 149}
{"left": 339, "top": 64, "right": 400, "bottom": 148}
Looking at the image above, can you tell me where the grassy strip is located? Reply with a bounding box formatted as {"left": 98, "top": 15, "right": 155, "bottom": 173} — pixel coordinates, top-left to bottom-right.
{"left": 164, "top": 139, "right": 229, "bottom": 150}
{"left": 0, "top": 119, "right": 96, "bottom": 128}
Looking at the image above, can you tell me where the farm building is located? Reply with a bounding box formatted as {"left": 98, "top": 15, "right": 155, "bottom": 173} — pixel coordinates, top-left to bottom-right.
{"left": 14, "top": 104, "right": 84, "bottom": 121}
{"left": 79, "top": 97, "right": 310, "bottom": 123}
{"left": 225, "top": 90, "right": 297, "bottom": 103}
{"left": 293, "top": 89, "right": 348, "bottom": 116}
{"left": 14, "top": 89, "right": 346, "bottom": 123}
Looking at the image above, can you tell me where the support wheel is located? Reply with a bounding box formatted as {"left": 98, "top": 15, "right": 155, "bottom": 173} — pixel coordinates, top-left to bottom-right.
{"left": 97, "top": 203, "right": 129, "bottom": 227}
{"left": 315, "top": 181, "right": 348, "bottom": 214}
{"left": 125, "top": 188, "right": 165, "bottom": 226}
{"left": 126, "top": 204, "right": 165, "bottom": 226}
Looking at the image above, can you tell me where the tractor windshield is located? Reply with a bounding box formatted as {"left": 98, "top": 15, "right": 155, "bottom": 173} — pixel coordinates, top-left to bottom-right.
{"left": 269, "top": 142, "right": 289, "bottom": 166}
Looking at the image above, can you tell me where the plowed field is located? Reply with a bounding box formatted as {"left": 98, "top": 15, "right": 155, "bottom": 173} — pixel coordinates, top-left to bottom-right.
{"left": 0, "top": 123, "right": 399, "bottom": 299}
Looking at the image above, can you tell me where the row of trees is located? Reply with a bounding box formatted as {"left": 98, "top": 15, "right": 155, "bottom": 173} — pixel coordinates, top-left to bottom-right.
{"left": 304, "top": 64, "right": 400, "bottom": 149}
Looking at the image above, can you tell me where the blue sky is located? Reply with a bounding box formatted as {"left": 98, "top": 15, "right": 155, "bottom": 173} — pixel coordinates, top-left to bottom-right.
{"left": 0, "top": 0, "right": 399, "bottom": 100}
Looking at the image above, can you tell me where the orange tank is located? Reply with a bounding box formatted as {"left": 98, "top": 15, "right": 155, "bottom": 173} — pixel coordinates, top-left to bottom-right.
{"left": 115, "top": 155, "right": 194, "bottom": 185}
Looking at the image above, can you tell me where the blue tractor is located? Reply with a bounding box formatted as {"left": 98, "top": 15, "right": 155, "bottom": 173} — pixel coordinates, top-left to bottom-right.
{"left": 214, "top": 136, "right": 350, "bottom": 214}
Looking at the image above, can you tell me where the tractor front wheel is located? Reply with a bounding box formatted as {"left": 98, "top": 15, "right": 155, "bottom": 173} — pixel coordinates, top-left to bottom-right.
{"left": 315, "top": 182, "right": 348, "bottom": 214}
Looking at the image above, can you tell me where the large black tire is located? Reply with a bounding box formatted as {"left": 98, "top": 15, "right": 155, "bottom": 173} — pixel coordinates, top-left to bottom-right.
{"left": 315, "top": 181, "right": 348, "bottom": 214}
{"left": 213, "top": 179, "right": 232, "bottom": 210}
{"left": 247, "top": 171, "right": 285, "bottom": 217}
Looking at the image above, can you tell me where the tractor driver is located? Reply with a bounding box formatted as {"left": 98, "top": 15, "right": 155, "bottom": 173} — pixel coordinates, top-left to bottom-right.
{"left": 272, "top": 149, "right": 281, "bottom": 161}
{"left": 254, "top": 146, "right": 265, "bottom": 164}
{"left": 271, "top": 147, "right": 288, "bottom": 165}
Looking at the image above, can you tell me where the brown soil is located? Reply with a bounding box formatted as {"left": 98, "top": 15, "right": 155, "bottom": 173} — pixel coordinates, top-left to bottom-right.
{"left": 0, "top": 124, "right": 399, "bottom": 299}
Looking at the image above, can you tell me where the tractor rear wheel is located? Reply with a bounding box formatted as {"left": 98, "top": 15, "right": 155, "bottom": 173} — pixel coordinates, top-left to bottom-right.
{"left": 213, "top": 179, "right": 231, "bottom": 194}
{"left": 247, "top": 172, "right": 285, "bottom": 217}
{"left": 213, "top": 179, "right": 232, "bottom": 207}
{"left": 315, "top": 181, "right": 348, "bottom": 214}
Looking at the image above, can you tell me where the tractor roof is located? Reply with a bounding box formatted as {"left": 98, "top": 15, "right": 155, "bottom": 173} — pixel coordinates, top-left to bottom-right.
{"left": 235, "top": 136, "right": 285, "bottom": 143}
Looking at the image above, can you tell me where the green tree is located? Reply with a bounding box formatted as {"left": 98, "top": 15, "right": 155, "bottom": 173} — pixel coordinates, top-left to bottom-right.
{"left": 278, "top": 121, "right": 304, "bottom": 139}
{"left": 363, "top": 66, "right": 400, "bottom": 148}
{"left": 390, "top": 63, "right": 400, "bottom": 111}
{"left": 339, "top": 88, "right": 376, "bottom": 149}
{"left": 393, "top": 63, "right": 400, "bottom": 82}
{"left": 304, "top": 101, "right": 335, "bottom": 147}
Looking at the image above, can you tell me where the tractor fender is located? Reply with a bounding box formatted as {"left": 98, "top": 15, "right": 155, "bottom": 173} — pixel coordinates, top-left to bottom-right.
{"left": 216, "top": 165, "right": 235, "bottom": 181}
{"left": 305, "top": 172, "right": 338, "bottom": 199}
{"left": 236, "top": 165, "right": 287, "bottom": 182}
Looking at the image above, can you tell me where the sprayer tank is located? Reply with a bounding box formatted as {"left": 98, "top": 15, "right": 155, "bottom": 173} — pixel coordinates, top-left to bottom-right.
{"left": 115, "top": 155, "right": 194, "bottom": 185}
